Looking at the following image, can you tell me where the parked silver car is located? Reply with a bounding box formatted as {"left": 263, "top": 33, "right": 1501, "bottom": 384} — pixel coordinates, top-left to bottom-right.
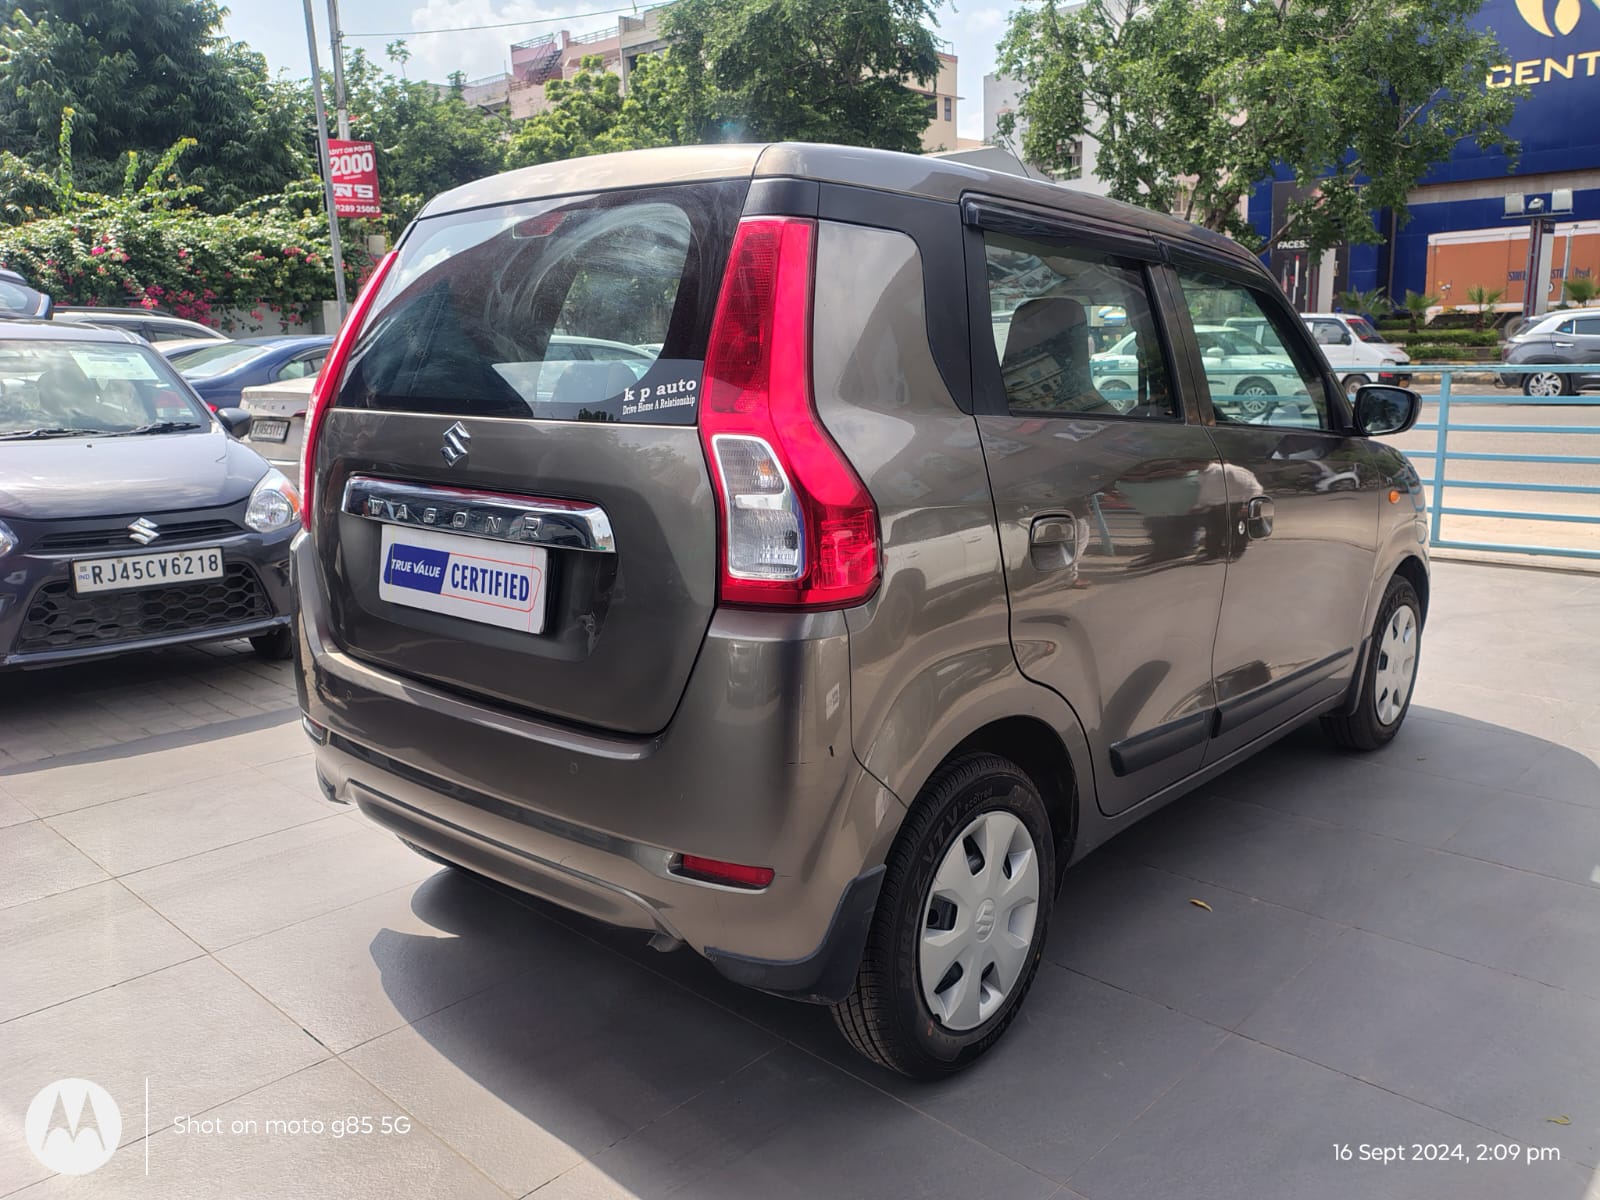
{"left": 294, "top": 144, "right": 1429, "bottom": 1077}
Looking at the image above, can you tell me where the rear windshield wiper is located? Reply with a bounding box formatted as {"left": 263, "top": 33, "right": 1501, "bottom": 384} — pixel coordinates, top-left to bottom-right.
{"left": 0, "top": 426, "right": 105, "bottom": 440}
{"left": 116, "top": 421, "right": 205, "bottom": 435}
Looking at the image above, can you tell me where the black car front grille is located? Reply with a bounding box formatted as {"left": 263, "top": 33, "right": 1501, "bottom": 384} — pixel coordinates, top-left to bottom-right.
{"left": 15, "top": 565, "right": 273, "bottom": 653}
{"left": 31, "top": 519, "right": 243, "bottom": 554}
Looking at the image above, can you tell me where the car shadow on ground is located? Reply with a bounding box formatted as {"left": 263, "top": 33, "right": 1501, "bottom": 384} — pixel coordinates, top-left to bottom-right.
{"left": 365, "top": 711, "right": 1600, "bottom": 1197}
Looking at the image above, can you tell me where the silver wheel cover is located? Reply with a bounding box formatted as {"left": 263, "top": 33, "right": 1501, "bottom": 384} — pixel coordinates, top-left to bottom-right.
{"left": 919, "top": 809, "right": 1041, "bottom": 1032}
{"left": 1373, "top": 604, "right": 1419, "bottom": 725}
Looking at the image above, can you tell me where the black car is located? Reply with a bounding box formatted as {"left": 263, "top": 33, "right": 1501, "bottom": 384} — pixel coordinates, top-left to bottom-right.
{"left": 0, "top": 321, "right": 297, "bottom": 667}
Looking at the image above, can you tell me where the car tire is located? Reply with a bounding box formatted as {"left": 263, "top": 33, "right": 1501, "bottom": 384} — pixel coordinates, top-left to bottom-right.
{"left": 1321, "top": 575, "right": 1422, "bottom": 751}
{"left": 249, "top": 628, "right": 295, "bottom": 661}
{"left": 833, "top": 752, "right": 1055, "bottom": 1079}
{"left": 1522, "top": 371, "right": 1572, "bottom": 398}
{"left": 1342, "top": 374, "right": 1370, "bottom": 399}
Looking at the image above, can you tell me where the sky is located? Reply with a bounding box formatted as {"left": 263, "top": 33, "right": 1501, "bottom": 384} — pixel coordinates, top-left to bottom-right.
{"left": 220, "top": 0, "right": 1008, "bottom": 142}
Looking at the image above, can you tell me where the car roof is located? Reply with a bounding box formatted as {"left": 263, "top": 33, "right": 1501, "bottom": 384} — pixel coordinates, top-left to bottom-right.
{"left": 0, "top": 319, "right": 141, "bottom": 344}
{"left": 418, "top": 142, "right": 1254, "bottom": 266}
{"left": 234, "top": 334, "right": 334, "bottom": 347}
{"left": 54, "top": 306, "right": 178, "bottom": 319}
{"left": 551, "top": 334, "right": 650, "bottom": 352}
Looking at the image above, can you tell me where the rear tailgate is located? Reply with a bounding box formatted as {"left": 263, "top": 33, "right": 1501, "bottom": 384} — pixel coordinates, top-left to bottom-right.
{"left": 308, "top": 179, "right": 747, "bottom": 735}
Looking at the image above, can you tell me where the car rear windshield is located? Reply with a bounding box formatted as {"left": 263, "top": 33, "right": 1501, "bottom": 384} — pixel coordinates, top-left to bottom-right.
{"left": 334, "top": 180, "right": 746, "bottom": 424}
{"left": 0, "top": 339, "right": 210, "bottom": 435}
{"left": 175, "top": 342, "right": 277, "bottom": 378}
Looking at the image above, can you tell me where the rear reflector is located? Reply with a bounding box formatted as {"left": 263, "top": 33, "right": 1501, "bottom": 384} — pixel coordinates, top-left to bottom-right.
{"left": 699, "top": 217, "right": 879, "bottom": 609}
{"left": 300, "top": 251, "right": 396, "bottom": 530}
{"left": 674, "top": 854, "right": 775, "bottom": 889}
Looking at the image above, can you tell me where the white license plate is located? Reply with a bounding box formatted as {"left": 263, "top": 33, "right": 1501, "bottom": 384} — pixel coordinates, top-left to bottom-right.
{"left": 74, "top": 547, "right": 225, "bottom": 594}
{"left": 251, "top": 418, "right": 291, "bottom": 443}
{"left": 377, "top": 525, "right": 548, "bottom": 634}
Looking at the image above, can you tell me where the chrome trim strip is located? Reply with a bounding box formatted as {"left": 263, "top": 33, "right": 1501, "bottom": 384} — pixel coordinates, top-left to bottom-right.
{"left": 341, "top": 475, "right": 616, "bottom": 553}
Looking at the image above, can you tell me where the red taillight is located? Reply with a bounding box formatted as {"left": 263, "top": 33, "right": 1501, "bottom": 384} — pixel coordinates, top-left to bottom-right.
{"left": 674, "top": 854, "right": 775, "bottom": 889}
{"left": 698, "top": 218, "right": 879, "bottom": 609}
{"left": 300, "top": 251, "right": 397, "bottom": 530}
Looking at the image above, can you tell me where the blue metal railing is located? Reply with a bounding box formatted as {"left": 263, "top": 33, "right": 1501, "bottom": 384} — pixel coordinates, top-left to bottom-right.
{"left": 1415, "top": 363, "right": 1600, "bottom": 562}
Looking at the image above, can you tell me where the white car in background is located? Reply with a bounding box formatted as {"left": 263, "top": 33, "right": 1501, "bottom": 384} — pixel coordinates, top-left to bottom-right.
{"left": 1093, "top": 325, "right": 1302, "bottom": 416}
{"left": 239, "top": 375, "right": 315, "bottom": 471}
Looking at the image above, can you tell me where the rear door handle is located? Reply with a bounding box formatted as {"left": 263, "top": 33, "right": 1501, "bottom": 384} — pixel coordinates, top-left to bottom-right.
{"left": 1029, "top": 514, "right": 1078, "bottom": 570}
{"left": 1246, "top": 496, "right": 1274, "bottom": 539}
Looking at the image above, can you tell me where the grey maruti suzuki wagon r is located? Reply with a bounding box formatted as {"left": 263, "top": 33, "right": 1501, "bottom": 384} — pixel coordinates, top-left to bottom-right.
{"left": 293, "top": 144, "right": 1429, "bottom": 1077}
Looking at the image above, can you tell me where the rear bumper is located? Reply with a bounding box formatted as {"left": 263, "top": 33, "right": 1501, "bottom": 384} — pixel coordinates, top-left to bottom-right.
{"left": 294, "top": 534, "right": 903, "bottom": 1001}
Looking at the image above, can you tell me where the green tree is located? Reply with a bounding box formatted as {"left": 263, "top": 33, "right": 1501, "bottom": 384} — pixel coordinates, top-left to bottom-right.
{"left": 0, "top": 0, "right": 312, "bottom": 209}
{"left": 337, "top": 49, "right": 508, "bottom": 229}
{"left": 998, "top": 0, "right": 1524, "bottom": 254}
{"left": 1464, "top": 283, "right": 1504, "bottom": 329}
{"left": 1562, "top": 276, "right": 1598, "bottom": 307}
{"left": 663, "top": 0, "right": 941, "bottom": 151}
{"left": 1336, "top": 288, "right": 1391, "bottom": 320}
{"left": 506, "top": 56, "right": 628, "bottom": 168}
{"left": 1401, "top": 289, "right": 1440, "bottom": 333}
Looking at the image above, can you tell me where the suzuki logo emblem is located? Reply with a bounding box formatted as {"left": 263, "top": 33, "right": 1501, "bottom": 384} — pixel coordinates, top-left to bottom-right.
{"left": 441, "top": 422, "right": 471, "bottom": 466}
{"left": 127, "top": 517, "right": 160, "bottom": 545}
{"left": 1516, "top": 0, "right": 1598, "bottom": 36}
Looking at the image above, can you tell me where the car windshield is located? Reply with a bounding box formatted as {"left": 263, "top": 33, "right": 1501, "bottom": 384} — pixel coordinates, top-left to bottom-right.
{"left": 1346, "top": 317, "right": 1386, "bottom": 343}
{"left": 175, "top": 342, "right": 277, "bottom": 378}
{"left": 0, "top": 339, "right": 209, "bottom": 436}
{"left": 1199, "top": 330, "right": 1269, "bottom": 356}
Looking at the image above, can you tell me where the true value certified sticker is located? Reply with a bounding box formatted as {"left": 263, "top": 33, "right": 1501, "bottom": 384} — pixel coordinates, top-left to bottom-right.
{"left": 377, "top": 524, "right": 548, "bottom": 634}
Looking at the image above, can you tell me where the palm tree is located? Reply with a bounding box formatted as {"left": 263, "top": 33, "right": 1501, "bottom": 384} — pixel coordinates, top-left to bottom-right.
{"left": 1335, "top": 289, "right": 1391, "bottom": 320}
{"left": 1562, "top": 277, "right": 1599, "bottom": 307}
{"left": 1400, "top": 290, "right": 1439, "bottom": 334}
{"left": 1464, "top": 285, "right": 1505, "bottom": 331}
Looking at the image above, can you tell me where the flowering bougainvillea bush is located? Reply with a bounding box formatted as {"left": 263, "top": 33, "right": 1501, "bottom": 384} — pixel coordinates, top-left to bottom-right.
{"left": 0, "top": 112, "right": 373, "bottom": 331}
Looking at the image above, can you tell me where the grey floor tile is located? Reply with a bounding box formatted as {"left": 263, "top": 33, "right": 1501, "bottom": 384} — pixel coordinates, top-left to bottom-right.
{"left": 0, "top": 820, "right": 107, "bottom": 908}
{"left": 345, "top": 938, "right": 776, "bottom": 1195}
{"left": 1047, "top": 857, "right": 1340, "bottom": 1029}
{"left": 1511, "top": 744, "right": 1600, "bottom": 807}
{"left": 1383, "top": 712, "right": 1561, "bottom": 791}
{"left": 0, "top": 957, "right": 326, "bottom": 1195}
{"left": 1114, "top": 794, "right": 1437, "bottom": 926}
{"left": 1069, "top": 1034, "right": 1595, "bottom": 1200}
{"left": 1443, "top": 792, "right": 1600, "bottom": 888}
{"left": 0, "top": 786, "right": 34, "bottom": 828}
{"left": 535, "top": 1045, "right": 1059, "bottom": 1200}
{"left": 121, "top": 819, "right": 435, "bottom": 950}
{"left": 1240, "top": 929, "right": 1600, "bottom": 1166}
{"left": 0, "top": 881, "right": 199, "bottom": 1022}
{"left": 850, "top": 962, "right": 1227, "bottom": 1182}
{"left": 4, "top": 743, "right": 241, "bottom": 816}
{"left": 1360, "top": 847, "right": 1600, "bottom": 1001}
{"left": 1205, "top": 746, "right": 1496, "bottom": 848}
{"left": 45, "top": 771, "right": 335, "bottom": 876}
{"left": 13, "top": 1059, "right": 504, "bottom": 1200}
{"left": 216, "top": 870, "right": 552, "bottom": 1052}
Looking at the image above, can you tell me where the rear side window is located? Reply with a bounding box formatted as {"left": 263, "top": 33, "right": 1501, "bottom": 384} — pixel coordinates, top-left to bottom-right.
{"left": 983, "top": 232, "right": 1178, "bottom": 421}
{"left": 336, "top": 181, "right": 746, "bottom": 424}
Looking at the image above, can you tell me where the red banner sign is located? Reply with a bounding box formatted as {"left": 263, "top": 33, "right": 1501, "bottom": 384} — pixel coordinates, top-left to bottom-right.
{"left": 328, "top": 138, "right": 381, "bottom": 218}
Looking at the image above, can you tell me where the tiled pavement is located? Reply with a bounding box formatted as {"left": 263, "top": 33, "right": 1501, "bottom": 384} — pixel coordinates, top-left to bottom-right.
{"left": 2, "top": 560, "right": 1599, "bottom": 1199}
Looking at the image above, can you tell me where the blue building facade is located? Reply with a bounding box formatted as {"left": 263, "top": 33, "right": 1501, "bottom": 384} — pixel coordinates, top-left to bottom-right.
{"left": 1248, "top": 0, "right": 1600, "bottom": 309}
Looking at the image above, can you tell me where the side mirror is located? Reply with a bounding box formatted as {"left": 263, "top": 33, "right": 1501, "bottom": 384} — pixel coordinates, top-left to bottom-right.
{"left": 215, "top": 407, "right": 253, "bottom": 438}
{"left": 1338, "top": 330, "right": 1353, "bottom": 345}
{"left": 1353, "top": 385, "right": 1420, "bottom": 437}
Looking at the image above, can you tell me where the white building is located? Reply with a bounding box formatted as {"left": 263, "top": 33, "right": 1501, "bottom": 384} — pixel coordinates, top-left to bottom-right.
{"left": 983, "top": 71, "right": 1110, "bottom": 196}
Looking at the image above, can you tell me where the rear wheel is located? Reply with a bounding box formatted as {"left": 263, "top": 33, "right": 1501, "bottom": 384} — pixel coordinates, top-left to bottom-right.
{"left": 833, "top": 752, "right": 1055, "bottom": 1078}
{"left": 1523, "top": 371, "right": 1572, "bottom": 398}
{"left": 1322, "top": 575, "right": 1422, "bottom": 751}
{"left": 1237, "top": 377, "right": 1275, "bottom": 417}
{"left": 1342, "top": 373, "right": 1370, "bottom": 399}
{"left": 249, "top": 628, "right": 294, "bottom": 661}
